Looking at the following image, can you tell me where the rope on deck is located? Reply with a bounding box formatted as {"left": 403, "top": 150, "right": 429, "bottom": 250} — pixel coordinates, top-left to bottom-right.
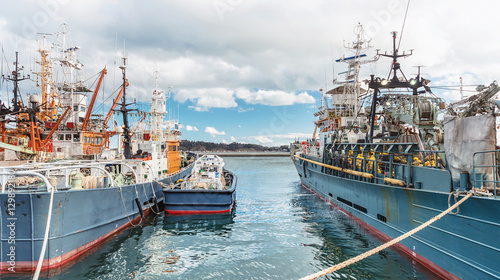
{"left": 299, "top": 191, "right": 473, "bottom": 280}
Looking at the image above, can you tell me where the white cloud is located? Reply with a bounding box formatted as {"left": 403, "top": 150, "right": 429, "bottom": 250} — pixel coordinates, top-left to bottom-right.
{"left": 176, "top": 88, "right": 237, "bottom": 111}
{"left": 1, "top": 1, "right": 498, "bottom": 101}
{"left": 237, "top": 107, "right": 254, "bottom": 113}
{"left": 175, "top": 87, "right": 314, "bottom": 110}
{"left": 185, "top": 125, "right": 199, "bottom": 131}
{"left": 236, "top": 89, "right": 315, "bottom": 106}
{"left": 230, "top": 136, "right": 237, "bottom": 142}
{"left": 205, "top": 126, "right": 226, "bottom": 137}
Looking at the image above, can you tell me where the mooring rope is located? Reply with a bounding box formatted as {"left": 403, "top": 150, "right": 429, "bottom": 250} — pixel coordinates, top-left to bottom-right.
{"left": 300, "top": 192, "right": 474, "bottom": 280}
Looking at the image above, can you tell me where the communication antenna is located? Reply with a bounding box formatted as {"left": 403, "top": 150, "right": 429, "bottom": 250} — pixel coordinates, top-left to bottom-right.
{"left": 319, "top": 88, "right": 324, "bottom": 108}
{"left": 460, "top": 76, "right": 463, "bottom": 99}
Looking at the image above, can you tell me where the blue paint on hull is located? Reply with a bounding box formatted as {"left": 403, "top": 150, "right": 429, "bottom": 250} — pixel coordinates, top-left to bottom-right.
{"left": 0, "top": 165, "right": 192, "bottom": 273}
{"left": 163, "top": 171, "right": 237, "bottom": 215}
{"left": 293, "top": 158, "right": 500, "bottom": 280}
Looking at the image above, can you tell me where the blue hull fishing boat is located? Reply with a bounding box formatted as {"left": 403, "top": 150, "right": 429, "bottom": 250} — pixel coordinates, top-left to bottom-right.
{"left": 163, "top": 155, "right": 237, "bottom": 215}
{"left": 0, "top": 26, "right": 194, "bottom": 277}
{"left": 292, "top": 24, "right": 500, "bottom": 279}
{"left": 0, "top": 161, "right": 192, "bottom": 275}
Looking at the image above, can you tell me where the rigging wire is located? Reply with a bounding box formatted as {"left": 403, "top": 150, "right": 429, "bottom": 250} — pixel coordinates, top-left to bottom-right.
{"left": 397, "top": 0, "right": 411, "bottom": 51}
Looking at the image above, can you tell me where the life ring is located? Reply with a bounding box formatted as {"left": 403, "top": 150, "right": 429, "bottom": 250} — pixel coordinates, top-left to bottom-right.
{"left": 86, "top": 146, "right": 92, "bottom": 155}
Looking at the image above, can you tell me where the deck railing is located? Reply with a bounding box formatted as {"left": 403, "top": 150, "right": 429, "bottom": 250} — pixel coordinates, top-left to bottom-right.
{"left": 472, "top": 150, "right": 499, "bottom": 198}
{"left": 321, "top": 143, "right": 445, "bottom": 188}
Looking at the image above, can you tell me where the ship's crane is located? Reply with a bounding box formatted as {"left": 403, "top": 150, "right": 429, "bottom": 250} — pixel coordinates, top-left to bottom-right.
{"left": 104, "top": 80, "right": 129, "bottom": 128}
{"left": 40, "top": 106, "right": 71, "bottom": 150}
{"left": 102, "top": 81, "right": 129, "bottom": 149}
{"left": 449, "top": 81, "right": 500, "bottom": 118}
{"left": 82, "top": 67, "right": 107, "bottom": 131}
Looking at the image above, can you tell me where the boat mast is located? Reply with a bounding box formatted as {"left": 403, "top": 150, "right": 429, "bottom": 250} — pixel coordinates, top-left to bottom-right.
{"left": 4, "top": 52, "right": 30, "bottom": 113}
{"left": 34, "top": 34, "right": 59, "bottom": 122}
{"left": 335, "top": 23, "right": 377, "bottom": 119}
{"left": 367, "top": 31, "right": 423, "bottom": 142}
{"left": 151, "top": 71, "right": 167, "bottom": 142}
{"left": 119, "top": 57, "right": 132, "bottom": 159}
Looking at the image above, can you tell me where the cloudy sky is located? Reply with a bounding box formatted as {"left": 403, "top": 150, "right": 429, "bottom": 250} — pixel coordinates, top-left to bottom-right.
{"left": 1, "top": 0, "right": 499, "bottom": 146}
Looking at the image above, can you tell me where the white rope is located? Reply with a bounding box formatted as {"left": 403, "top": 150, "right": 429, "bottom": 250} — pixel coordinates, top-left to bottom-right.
{"left": 118, "top": 185, "right": 142, "bottom": 227}
{"left": 300, "top": 192, "right": 474, "bottom": 280}
{"left": 28, "top": 173, "right": 55, "bottom": 280}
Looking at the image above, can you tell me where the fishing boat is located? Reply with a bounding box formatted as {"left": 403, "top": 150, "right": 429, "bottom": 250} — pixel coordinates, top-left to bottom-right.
{"left": 0, "top": 27, "right": 194, "bottom": 277}
{"left": 291, "top": 24, "right": 500, "bottom": 279}
{"left": 163, "top": 155, "right": 237, "bottom": 215}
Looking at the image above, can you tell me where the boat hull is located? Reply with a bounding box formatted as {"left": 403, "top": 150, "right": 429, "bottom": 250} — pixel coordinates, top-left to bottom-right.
{"left": 163, "top": 171, "right": 237, "bottom": 215}
{"left": 0, "top": 165, "right": 192, "bottom": 274}
{"left": 163, "top": 189, "right": 236, "bottom": 215}
{"left": 293, "top": 157, "right": 500, "bottom": 280}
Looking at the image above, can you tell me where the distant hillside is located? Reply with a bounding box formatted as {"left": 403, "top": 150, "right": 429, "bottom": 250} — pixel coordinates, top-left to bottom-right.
{"left": 180, "top": 140, "right": 289, "bottom": 152}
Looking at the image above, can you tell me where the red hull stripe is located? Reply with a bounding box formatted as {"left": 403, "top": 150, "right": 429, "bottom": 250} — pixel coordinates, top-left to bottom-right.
{"left": 0, "top": 209, "right": 149, "bottom": 275}
{"left": 301, "top": 182, "right": 459, "bottom": 280}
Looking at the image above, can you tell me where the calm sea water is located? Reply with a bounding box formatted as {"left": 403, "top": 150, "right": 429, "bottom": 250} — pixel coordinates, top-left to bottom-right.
{"left": 29, "top": 156, "right": 437, "bottom": 280}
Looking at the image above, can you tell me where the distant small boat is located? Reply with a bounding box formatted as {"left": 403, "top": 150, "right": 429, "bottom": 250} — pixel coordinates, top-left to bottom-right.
{"left": 163, "top": 155, "right": 236, "bottom": 215}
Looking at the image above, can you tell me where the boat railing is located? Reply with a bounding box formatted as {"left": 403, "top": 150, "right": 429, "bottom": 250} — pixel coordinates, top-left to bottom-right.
{"left": 178, "top": 177, "right": 226, "bottom": 190}
{"left": 324, "top": 143, "right": 445, "bottom": 188}
{"left": 0, "top": 161, "right": 132, "bottom": 192}
{"left": 472, "top": 150, "right": 500, "bottom": 198}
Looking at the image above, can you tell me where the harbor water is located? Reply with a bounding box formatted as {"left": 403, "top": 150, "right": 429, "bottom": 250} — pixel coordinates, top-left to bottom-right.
{"left": 28, "top": 157, "right": 437, "bottom": 279}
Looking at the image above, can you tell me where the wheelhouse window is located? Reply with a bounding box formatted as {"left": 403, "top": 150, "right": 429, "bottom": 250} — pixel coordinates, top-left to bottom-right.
{"left": 58, "top": 134, "right": 64, "bottom": 141}
{"left": 73, "top": 134, "right": 80, "bottom": 142}
{"left": 65, "top": 134, "right": 71, "bottom": 141}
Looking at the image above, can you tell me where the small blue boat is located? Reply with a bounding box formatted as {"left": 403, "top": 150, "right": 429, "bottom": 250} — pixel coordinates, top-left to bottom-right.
{"left": 163, "top": 155, "right": 237, "bottom": 215}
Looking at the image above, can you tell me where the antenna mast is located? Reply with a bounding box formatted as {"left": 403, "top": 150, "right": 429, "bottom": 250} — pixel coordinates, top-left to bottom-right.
{"left": 119, "top": 57, "right": 132, "bottom": 159}
{"left": 3, "top": 52, "right": 30, "bottom": 112}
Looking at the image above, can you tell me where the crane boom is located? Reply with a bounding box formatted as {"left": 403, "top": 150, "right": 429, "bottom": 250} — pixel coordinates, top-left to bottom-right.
{"left": 41, "top": 106, "right": 72, "bottom": 149}
{"left": 82, "top": 67, "right": 107, "bottom": 131}
{"left": 104, "top": 79, "right": 129, "bottom": 127}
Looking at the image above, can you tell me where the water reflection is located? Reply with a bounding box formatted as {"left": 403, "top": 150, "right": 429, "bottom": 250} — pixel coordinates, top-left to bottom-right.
{"left": 163, "top": 210, "right": 236, "bottom": 236}
{"left": 291, "top": 185, "right": 438, "bottom": 280}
